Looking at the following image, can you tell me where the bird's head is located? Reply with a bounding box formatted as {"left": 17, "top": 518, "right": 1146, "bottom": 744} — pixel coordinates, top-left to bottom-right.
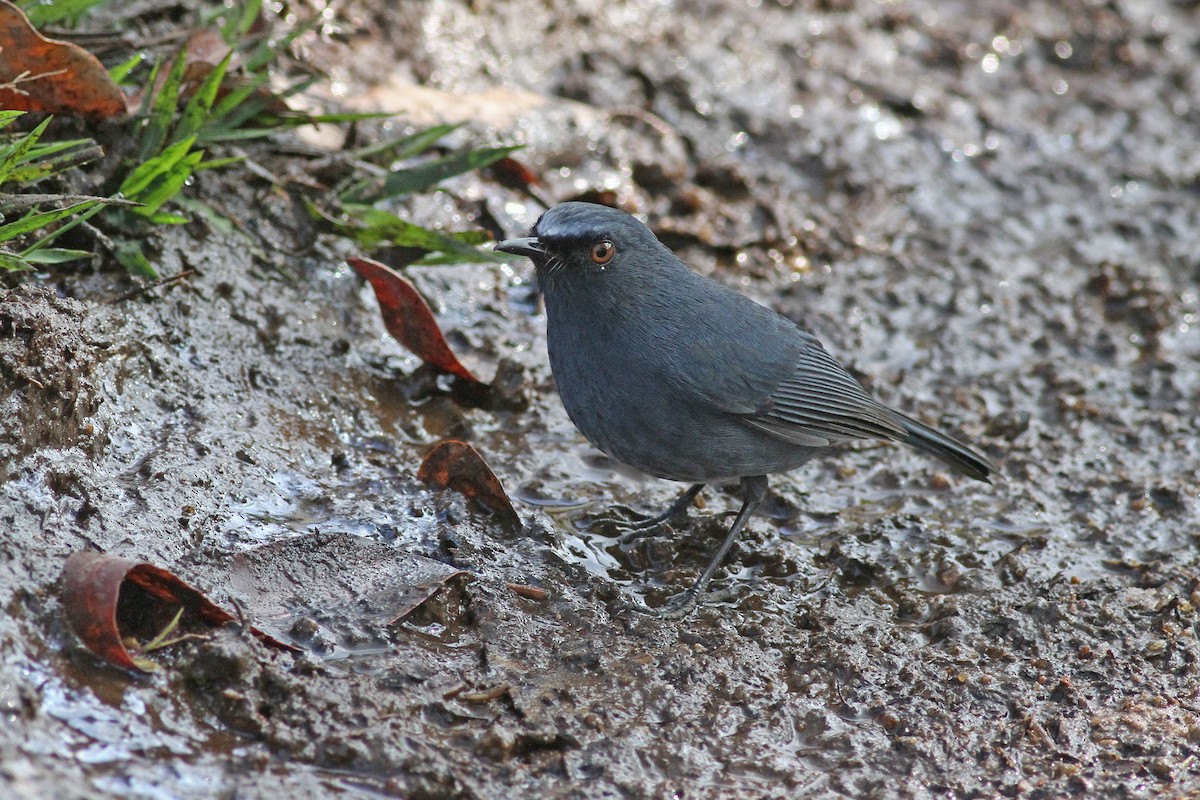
{"left": 495, "top": 202, "right": 673, "bottom": 296}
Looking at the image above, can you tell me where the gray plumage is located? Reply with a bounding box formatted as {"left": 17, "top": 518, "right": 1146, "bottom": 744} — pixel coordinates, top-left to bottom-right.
{"left": 496, "top": 201, "right": 996, "bottom": 614}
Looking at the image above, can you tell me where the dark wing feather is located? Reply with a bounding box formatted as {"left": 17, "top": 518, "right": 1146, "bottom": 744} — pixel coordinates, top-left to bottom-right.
{"left": 654, "top": 273, "right": 907, "bottom": 448}
{"left": 740, "top": 333, "right": 907, "bottom": 447}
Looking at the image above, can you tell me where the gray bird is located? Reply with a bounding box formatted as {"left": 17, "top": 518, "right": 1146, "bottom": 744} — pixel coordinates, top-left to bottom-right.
{"left": 496, "top": 202, "right": 996, "bottom": 615}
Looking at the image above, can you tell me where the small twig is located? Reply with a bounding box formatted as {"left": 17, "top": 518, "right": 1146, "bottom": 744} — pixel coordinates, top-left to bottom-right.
{"left": 107, "top": 270, "right": 195, "bottom": 304}
{"left": 507, "top": 583, "right": 548, "bottom": 601}
{"left": 1024, "top": 716, "right": 1057, "bottom": 749}
{"left": 460, "top": 683, "right": 511, "bottom": 704}
{"left": 229, "top": 596, "right": 250, "bottom": 628}
{"left": 0, "top": 68, "right": 69, "bottom": 96}
{"left": 44, "top": 28, "right": 190, "bottom": 56}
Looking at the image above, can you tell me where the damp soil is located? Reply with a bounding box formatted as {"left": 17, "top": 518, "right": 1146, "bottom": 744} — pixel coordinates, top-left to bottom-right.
{"left": 3, "top": 0, "right": 1200, "bottom": 798}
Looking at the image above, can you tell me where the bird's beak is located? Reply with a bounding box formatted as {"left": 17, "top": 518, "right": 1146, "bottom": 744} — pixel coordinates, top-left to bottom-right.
{"left": 494, "top": 237, "right": 545, "bottom": 258}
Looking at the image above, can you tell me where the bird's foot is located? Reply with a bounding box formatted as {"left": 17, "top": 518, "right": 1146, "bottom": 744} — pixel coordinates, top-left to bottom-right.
{"left": 644, "top": 588, "right": 699, "bottom": 619}
{"left": 584, "top": 506, "right": 688, "bottom": 542}
{"left": 614, "top": 510, "right": 682, "bottom": 542}
{"left": 582, "top": 508, "right": 665, "bottom": 539}
{"left": 603, "top": 484, "right": 705, "bottom": 541}
{"left": 614, "top": 590, "right": 695, "bottom": 619}
{"left": 617, "top": 504, "right": 702, "bottom": 541}
{"left": 617, "top": 585, "right": 738, "bottom": 619}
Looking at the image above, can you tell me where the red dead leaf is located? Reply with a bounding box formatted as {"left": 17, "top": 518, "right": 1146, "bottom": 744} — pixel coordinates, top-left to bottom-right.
{"left": 0, "top": 1, "right": 125, "bottom": 118}
{"left": 418, "top": 440, "right": 520, "bottom": 527}
{"left": 489, "top": 156, "right": 540, "bottom": 188}
{"left": 61, "top": 551, "right": 299, "bottom": 674}
{"left": 182, "top": 28, "right": 231, "bottom": 66}
{"left": 488, "top": 156, "right": 553, "bottom": 207}
{"left": 348, "top": 256, "right": 484, "bottom": 385}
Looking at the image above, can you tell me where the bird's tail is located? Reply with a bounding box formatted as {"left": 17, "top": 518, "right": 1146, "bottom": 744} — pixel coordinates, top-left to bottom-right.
{"left": 894, "top": 412, "right": 997, "bottom": 482}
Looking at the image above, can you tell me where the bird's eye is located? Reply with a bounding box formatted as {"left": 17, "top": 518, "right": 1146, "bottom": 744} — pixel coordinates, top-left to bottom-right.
{"left": 589, "top": 240, "right": 615, "bottom": 265}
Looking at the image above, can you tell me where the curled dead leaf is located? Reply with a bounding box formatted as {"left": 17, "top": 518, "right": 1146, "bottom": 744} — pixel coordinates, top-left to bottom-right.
{"left": 61, "top": 551, "right": 298, "bottom": 674}
{"left": 418, "top": 440, "right": 520, "bottom": 527}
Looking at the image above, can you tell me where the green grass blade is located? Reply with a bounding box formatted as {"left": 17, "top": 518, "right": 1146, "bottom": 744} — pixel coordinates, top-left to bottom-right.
{"left": 348, "top": 123, "right": 464, "bottom": 162}
{"left": 130, "top": 151, "right": 204, "bottom": 215}
{"left": 0, "top": 251, "right": 32, "bottom": 272}
{"left": 221, "top": 0, "right": 263, "bottom": 41}
{"left": 391, "top": 123, "right": 463, "bottom": 159}
{"left": 195, "top": 156, "right": 243, "bottom": 172}
{"left": 0, "top": 111, "right": 24, "bottom": 130}
{"left": 147, "top": 211, "right": 190, "bottom": 225}
{"left": 0, "top": 200, "right": 102, "bottom": 244}
{"left": 0, "top": 117, "right": 52, "bottom": 187}
{"left": 243, "top": 17, "right": 317, "bottom": 74}
{"left": 263, "top": 111, "right": 392, "bottom": 128}
{"left": 109, "top": 53, "right": 145, "bottom": 84}
{"left": 327, "top": 203, "right": 508, "bottom": 262}
{"left": 19, "top": 248, "right": 94, "bottom": 264}
{"left": 195, "top": 127, "right": 283, "bottom": 143}
{"left": 136, "top": 57, "right": 165, "bottom": 118}
{"left": 173, "top": 197, "right": 244, "bottom": 241}
{"left": 207, "top": 72, "right": 271, "bottom": 123}
{"left": 6, "top": 142, "right": 103, "bottom": 185}
{"left": 113, "top": 239, "right": 158, "bottom": 278}
{"left": 208, "top": 88, "right": 278, "bottom": 133}
{"left": 17, "top": 0, "right": 108, "bottom": 27}
{"left": 138, "top": 53, "right": 188, "bottom": 162}
{"left": 445, "top": 230, "right": 493, "bottom": 245}
{"left": 174, "top": 51, "right": 234, "bottom": 145}
{"left": 120, "top": 136, "right": 197, "bottom": 198}
{"left": 276, "top": 75, "right": 322, "bottom": 101}
{"left": 29, "top": 199, "right": 109, "bottom": 250}
{"left": 358, "top": 145, "right": 522, "bottom": 202}
{"left": 23, "top": 137, "right": 95, "bottom": 160}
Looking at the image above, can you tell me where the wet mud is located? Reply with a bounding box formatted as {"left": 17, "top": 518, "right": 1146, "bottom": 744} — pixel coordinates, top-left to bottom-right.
{"left": 2, "top": 0, "right": 1199, "bottom": 798}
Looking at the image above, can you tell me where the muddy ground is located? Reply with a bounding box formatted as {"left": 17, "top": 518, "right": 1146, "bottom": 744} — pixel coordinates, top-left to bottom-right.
{"left": 3, "top": 0, "right": 1200, "bottom": 797}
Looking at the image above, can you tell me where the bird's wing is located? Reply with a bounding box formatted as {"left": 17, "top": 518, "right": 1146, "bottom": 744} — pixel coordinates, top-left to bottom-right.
{"left": 738, "top": 333, "right": 908, "bottom": 447}
{"left": 658, "top": 274, "right": 906, "bottom": 447}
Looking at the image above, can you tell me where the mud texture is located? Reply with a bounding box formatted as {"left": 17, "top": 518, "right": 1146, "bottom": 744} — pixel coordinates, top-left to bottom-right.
{"left": 2, "top": 0, "right": 1199, "bottom": 798}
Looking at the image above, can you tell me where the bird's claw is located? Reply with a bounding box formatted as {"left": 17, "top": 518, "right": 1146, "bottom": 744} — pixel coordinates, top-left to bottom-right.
{"left": 613, "top": 590, "right": 696, "bottom": 619}
{"left": 615, "top": 582, "right": 742, "bottom": 619}
{"left": 586, "top": 509, "right": 681, "bottom": 541}
{"left": 646, "top": 589, "right": 700, "bottom": 619}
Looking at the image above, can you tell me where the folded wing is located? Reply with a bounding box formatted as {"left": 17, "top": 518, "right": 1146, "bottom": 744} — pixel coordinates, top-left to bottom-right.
{"left": 739, "top": 334, "right": 907, "bottom": 447}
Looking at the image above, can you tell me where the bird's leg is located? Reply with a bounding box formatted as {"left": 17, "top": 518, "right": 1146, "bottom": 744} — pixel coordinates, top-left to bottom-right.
{"left": 617, "top": 483, "right": 706, "bottom": 540}
{"left": 646, "top": 475, "right": 769, "bottom": 619}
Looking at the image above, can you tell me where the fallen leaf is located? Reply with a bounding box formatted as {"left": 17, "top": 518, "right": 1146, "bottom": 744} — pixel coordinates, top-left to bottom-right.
{"left": 181, "top": 28, "right": 232, "bottom": 67}
{"left": 0, "top": 1, "right": 126, "bottom": 118}
{"left": 489, "top": 156, "right": 541, "bottom": 188}
{"left": 61, "top": 551, "right": 299, "bottom": 674}
{"left": 418, "top": 440, "right": 520, "bottom": 527}
{"left": 348, "top": 256, "right": 485, "bottom": 385}
{"left": 487, "top": 155, "right": 554, "bottom": 208}
{"left": 227, "top": 532, "right": 471, "bottom": 628}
